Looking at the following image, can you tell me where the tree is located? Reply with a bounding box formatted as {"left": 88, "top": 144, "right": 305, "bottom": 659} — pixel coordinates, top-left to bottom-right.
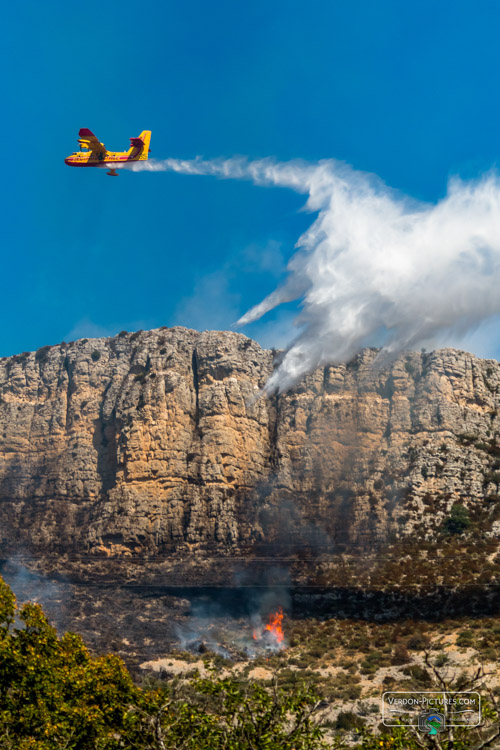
{"left": 0, "top": 597, "right": 140, "bottom": 748}
{"left": 132, "top": 674, "right": 330, "bottom": 749}
{"left": 443, "top": 503, "right": 471, "bottom": 536}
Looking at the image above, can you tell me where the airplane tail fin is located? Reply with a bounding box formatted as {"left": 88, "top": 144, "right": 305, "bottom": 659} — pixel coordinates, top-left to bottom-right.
{"left": 128, "top": 130, "right": 151, "bottom": 160}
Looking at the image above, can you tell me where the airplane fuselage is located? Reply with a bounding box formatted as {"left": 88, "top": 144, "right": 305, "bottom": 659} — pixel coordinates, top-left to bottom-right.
{"left": 64, "top": 149, "right": 142, "bottom": 167}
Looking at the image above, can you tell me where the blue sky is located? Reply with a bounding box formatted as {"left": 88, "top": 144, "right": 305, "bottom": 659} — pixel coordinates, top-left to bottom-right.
{"left": 3, "top": 0, "right": 500, "bottom": 357}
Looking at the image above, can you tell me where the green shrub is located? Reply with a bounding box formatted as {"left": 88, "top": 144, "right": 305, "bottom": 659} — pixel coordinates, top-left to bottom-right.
{"left": 457, "top": 433, "right": 477, "bottom": 443}
{"left": 480, "top": 646, "right": 498, "bottom": 661}
{"left": 335, "top": 711, "right": 365, "bottom": 731}
{"left": 307, "top": 644, "right": 325, "bottom": 658}
{"left": 35, "top": 345, "right": 51, "bottom": 362}
{"left": 345, "top": 684, "right": 362, "bottom": 700}
{"left": 403, "top": 664, "right": 432, "bottom": 685}
{"left": 456, "top": 629, "right": 475, "bottom": 647}
{"left": 91, "top": 349, "right": 101, "bottom": 361}
{"left": 434, "top": 653, "right": 449, "bottom": 667}
{"left": 12, "top": 351, "right": 30, "bottom": 364}
{"left": 442, "top": 503, "right": 471, "bottom": 535}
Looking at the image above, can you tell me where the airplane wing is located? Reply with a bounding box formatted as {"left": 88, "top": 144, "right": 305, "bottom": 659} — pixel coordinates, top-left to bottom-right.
{"left": 78, "top": 128, "right": 106, "bottom": 152}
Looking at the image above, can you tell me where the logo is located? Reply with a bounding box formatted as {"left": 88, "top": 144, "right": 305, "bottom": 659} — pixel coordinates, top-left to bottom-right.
{"left": 418, "top": 711, "right": 445, "bottom": 735}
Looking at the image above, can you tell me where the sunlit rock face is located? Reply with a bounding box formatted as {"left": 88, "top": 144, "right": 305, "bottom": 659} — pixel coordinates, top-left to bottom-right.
{"left": 0, "top": 327, "right": 499, "bottom": 584}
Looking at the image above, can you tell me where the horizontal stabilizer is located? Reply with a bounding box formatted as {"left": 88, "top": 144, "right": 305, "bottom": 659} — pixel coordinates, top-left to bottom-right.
{"left": 128, "top": 130, "right": 151, "bottom": 161}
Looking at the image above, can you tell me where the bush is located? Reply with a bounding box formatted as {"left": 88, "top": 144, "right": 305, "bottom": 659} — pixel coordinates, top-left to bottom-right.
{"left": 457, "top": 433, "right": 477, "bottom": 444}
{"left": 434, "top": 653, "right": 449, "bottom": 667}
{"left": 391, "top": 642, "right": 411, "bottom": 665}
{"left": 456, "top": 629, "right": 475, "bottom": 647}
{"left": 12, "top": 351, "right": 30, "bottom": 365}
{"left": 345, "top": 684, "right": 362, "bottom": 700}
{"left": 480, "top": 646, "right": 498, "bottom": 661}
{"left": 442, "top": 503, "right": 471, "bottom": 535}
{"left": 91, "top": 349, "right": 101, "bottom": 361}
{"left": 403, "top": 665, "right": 432, "bottom": 685}
{"left": 35, "top": 345, "right": 51, "bottom": 362}
{"left": 131, "top": 363, "right": 148, "bottom": 383}
{"left": 406, "top": 628, "right": 430, "bottom": 650}
{"left": 404, "top": 360, "right": 416, "bottom": 376}
{"left": 335, "top": 711, "right": 365, "bottom": 731}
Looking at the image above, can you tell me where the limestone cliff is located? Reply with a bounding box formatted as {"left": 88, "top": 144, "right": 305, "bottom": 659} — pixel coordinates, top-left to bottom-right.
{"left": 0, "top": 327, "right": 499, "bottom": 589}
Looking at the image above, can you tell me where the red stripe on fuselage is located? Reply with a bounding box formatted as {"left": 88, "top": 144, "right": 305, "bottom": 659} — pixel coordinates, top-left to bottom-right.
{"left": 64, "top": 158, "right": 140, "bottom": 167}
{"left": 64, "top": 148, "right": 142, "bottom": 167}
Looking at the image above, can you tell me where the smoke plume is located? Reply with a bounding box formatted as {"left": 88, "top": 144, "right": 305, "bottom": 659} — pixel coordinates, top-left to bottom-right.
{"left": 124, "top": 156, "right": 500, "bottom": 393}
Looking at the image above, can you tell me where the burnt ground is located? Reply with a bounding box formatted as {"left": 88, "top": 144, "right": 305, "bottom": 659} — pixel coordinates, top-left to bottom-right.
{"left": 1, "top": 560, "right": 295, "bottom": 674}
{"left": 1, "top": 559, "right": 499, "bottom": 676}
{"left": 0, "top": 561, "right": 190, "bottom": 673}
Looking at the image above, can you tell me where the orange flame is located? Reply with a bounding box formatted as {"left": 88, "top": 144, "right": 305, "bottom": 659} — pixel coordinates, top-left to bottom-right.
{"left": 265, "top": 606, "right": 284, "bottom": 643}
{"left": 253, "top": 607, "right": 284, "bottom": 643}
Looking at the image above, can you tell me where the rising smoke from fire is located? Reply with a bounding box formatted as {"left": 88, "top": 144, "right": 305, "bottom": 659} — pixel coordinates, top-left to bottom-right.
{"left": 124, "top": 155, "right": 500, "bottom": 393}
{"left": 174, "top": 583, "right": 289, "bottom": 659}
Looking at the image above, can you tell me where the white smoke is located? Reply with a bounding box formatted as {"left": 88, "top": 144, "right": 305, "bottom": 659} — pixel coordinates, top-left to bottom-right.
{"left": 125, "top": 156, "right": 500, "bottom": 393}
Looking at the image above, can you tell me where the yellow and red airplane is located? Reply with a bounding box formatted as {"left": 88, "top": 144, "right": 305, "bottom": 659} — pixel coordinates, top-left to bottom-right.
{"left": 65, "top": 128, "right": 151, "bottom": 176}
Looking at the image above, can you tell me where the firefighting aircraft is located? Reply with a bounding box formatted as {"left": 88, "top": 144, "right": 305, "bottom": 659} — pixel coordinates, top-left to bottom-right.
{"left": 64, "top": 128, "right": 151, "bottom": 176}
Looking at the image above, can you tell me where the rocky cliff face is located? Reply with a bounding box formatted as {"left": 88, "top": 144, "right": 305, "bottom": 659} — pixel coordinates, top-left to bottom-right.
{"left": 0, "top": 327, "right": 499, "bottom": 587}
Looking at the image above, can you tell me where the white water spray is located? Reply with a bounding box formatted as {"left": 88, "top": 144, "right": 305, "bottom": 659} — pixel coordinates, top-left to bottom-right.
{"left": 125, "top": 156, "right": 500, "bottom": 393}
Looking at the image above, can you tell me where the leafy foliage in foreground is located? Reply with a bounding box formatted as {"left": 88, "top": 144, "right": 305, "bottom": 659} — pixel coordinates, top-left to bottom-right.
{"left": 0, "top": 575, "right": 498, "bottom": 749}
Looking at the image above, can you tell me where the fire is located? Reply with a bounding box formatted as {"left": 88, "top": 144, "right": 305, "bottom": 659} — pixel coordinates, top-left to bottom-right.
{"left": 253, "top": 607, "right": 285, "bottom": 645}
{"left": 265, "top": 606, "right": 284, "bottom": 642}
